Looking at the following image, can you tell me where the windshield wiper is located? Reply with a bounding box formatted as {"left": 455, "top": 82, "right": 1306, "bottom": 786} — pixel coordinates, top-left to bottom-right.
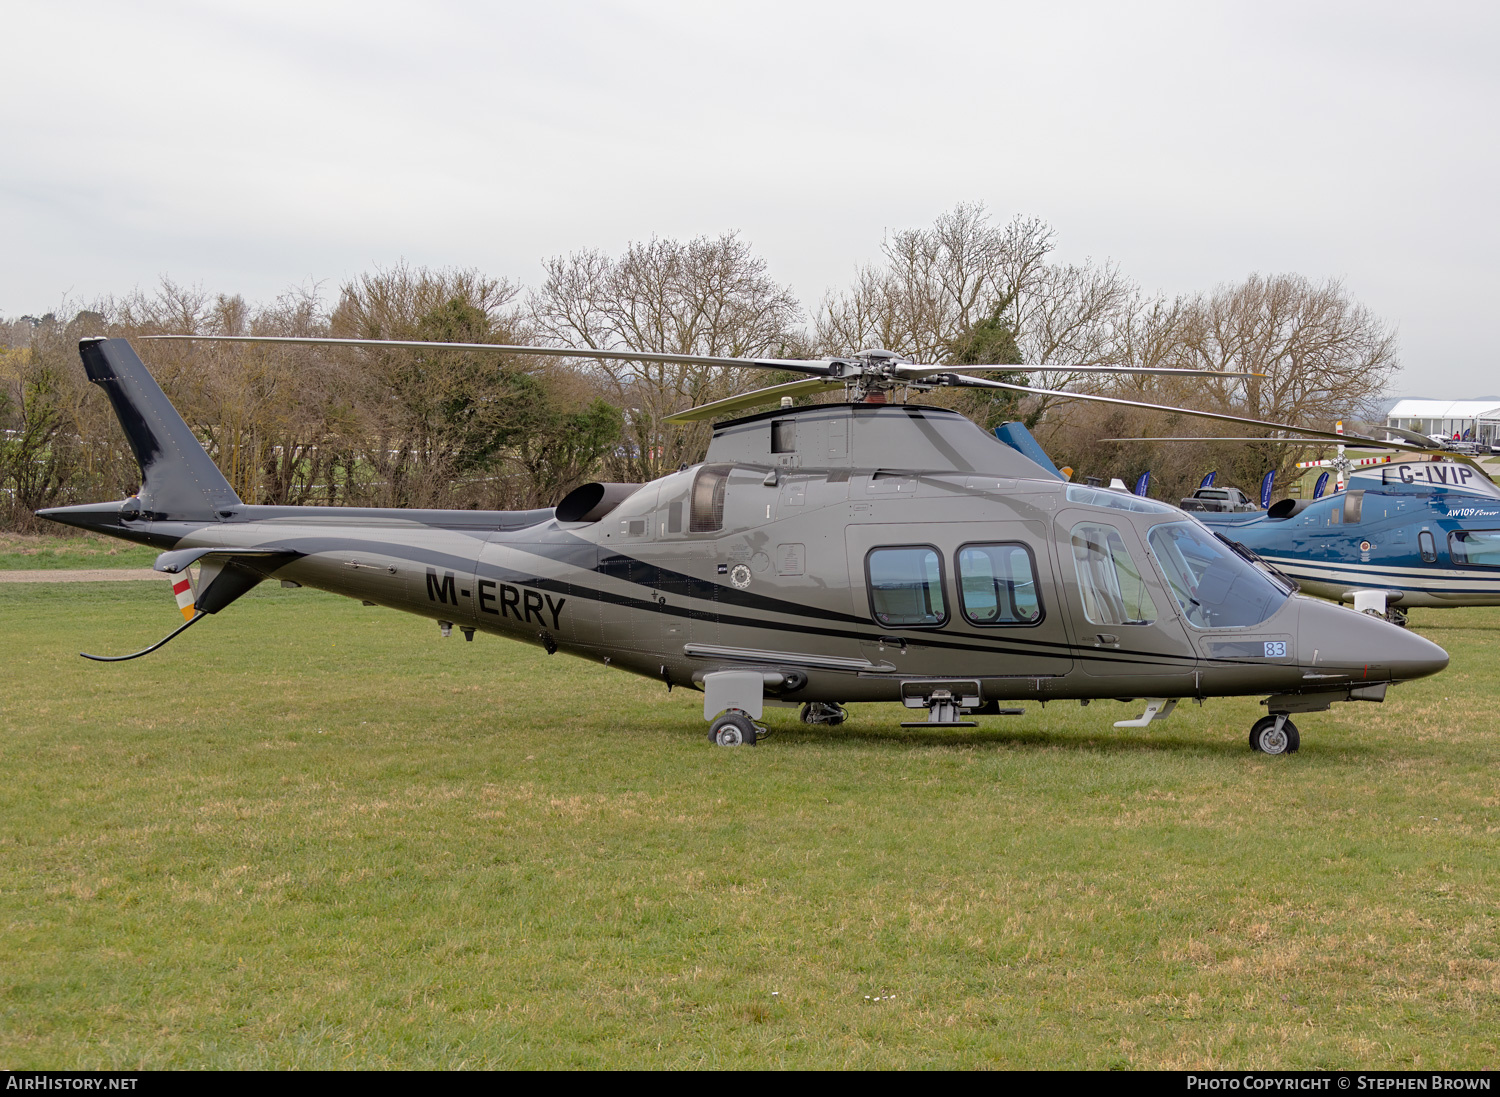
{"left": 1214, "top": 532, "right": 1298, "bottom": 594}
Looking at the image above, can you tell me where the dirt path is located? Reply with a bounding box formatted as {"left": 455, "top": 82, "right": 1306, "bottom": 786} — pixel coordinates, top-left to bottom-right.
{"left": 0, "top": 569, "right": 161, "bottom": 583}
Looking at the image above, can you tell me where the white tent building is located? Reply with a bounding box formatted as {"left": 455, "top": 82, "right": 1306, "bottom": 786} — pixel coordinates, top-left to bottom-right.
{"left": 1386, "top": 399, "right": 1500, "bottom": 445}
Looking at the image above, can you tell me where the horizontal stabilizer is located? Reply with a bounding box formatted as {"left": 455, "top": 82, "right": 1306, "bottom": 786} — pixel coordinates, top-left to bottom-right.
{"left": 154, "top": 546, "right": 296, "bottom": 574}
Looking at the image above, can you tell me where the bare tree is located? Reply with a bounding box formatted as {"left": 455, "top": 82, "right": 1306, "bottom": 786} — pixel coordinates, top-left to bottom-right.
{"left": 530, "top": 233, "right": 804, "bottom": 480}
{"left": 333, "top": 264, "right": 621, "bottom": 508}
{"left": 1039, "top": 274, "right": 1400, "bottom": 501}
{"left": 1175, "top": 273, "right": 1399, "bottom": 424}
{"left": 815, "top": 203, "right": 1054, "bottom": 363}
{"left": 120, "top": 280, "right": 345, "bottom": 506}
{"left": 330, "top": 265, "right": 530, "bottom": 508}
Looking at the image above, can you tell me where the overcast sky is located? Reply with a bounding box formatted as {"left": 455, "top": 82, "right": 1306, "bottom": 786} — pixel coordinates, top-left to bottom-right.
{"left": 4, "top": 0, "right": 1496, "bottom": 394}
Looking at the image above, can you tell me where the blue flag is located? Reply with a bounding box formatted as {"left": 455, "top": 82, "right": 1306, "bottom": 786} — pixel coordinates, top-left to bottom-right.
{"left": 1199, "top": 471, "right": 1217, "bottom": 489}
{"left": 1313, "top": 471, "right": 1329, "bottom": 499}
{"left": 1134, "top": 471, "right": 1151, "bottom": 497}
{"left": 1260, "top": 471, "right": 1274, "bottom": 509}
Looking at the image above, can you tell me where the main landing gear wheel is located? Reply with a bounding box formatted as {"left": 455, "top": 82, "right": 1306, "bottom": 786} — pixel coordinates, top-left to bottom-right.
{"left": 709, "top": 711, "right": 760, "bottom": 746}
{"left": 1249, "top": 715, "right": 1300, "bottom": 755}
{"left": 799, "top": 702, "right": 848, "bottom": 727}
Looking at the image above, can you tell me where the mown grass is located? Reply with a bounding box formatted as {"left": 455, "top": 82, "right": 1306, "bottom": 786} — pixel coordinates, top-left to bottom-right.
{"left": 1, "top": 581, "right": 1497, "bottom": 1068}
{"left": 0, "top": 532, "right": 156, "bottom": 570}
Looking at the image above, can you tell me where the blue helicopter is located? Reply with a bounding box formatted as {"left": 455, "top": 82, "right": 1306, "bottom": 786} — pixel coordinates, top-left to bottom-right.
{"left": 1188, "top": 457, "right": 1500, "bottom": 625}
{"left": 987, "top": 389, "right": 1500, "bottom": 627}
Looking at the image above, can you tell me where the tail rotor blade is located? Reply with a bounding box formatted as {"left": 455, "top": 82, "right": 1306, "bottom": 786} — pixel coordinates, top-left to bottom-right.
{"left": 171, "top": 573, "right": 195, "bottom": 621}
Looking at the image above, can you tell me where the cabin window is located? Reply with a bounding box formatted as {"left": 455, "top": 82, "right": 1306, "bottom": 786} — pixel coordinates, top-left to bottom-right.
{"left": 1065, "top": 484, "right": 1175, "bottom": 514}
{"left": 1069, "top": 523, "right": 1157, "bottom": 626}
{"left": 689, "top": 465, "right": 730, "bottom": 533}
{"left": 1418, "top": 530, "right": 1438, "bottom": 563}
{"left": 771, "top": 419, "right": 797, "bottom": 453}
{"left": 1146, "top": 521, "right": 1289, "bottom": 629}
{"left": 956, "top": 543, "right": 1042, "bottom": 625}
{"left": 1449, "top": 530, "right": 1500, "bottom": 566}
{"left": 866, "top": 546, "right": 947, "bottom": 627}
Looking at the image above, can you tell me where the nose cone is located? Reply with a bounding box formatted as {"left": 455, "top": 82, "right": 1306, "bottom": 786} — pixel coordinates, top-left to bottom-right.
{"left": 1297, "top": 598, "right": 1449, "bottom": 683}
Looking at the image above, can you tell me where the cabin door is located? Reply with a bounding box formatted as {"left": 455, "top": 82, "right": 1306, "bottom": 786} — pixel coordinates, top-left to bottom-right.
{"left": 1052, "top": 508, "right": 1198, "bottom": 693}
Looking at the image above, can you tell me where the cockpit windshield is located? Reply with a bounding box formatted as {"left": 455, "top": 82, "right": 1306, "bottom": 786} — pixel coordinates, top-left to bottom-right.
{"left": 1147, "top": 521, "right": 1290, "bottom": 629}
{"left": 1351, "top": 461, "right": 1500, "bottom": 499}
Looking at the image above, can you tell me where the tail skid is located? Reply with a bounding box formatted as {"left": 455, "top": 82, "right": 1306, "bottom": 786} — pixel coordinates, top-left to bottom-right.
{"left": 81, "top": 610, "right": 207, "bottom": 662}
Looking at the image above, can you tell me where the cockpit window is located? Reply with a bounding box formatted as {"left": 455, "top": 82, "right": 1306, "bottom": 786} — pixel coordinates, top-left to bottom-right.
{"left": 1070, "top": 522, "right": 1157, "bottom": 625}
{"left": 1065, "top": 485, "right": 1177, "bottom": 514}
{"left": 1147, "top": 521, "right": 1290, "bottom": 629}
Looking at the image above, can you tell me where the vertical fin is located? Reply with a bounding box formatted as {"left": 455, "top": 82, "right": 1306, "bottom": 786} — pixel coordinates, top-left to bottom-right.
{"left": 78, "top": 338, "right": 241, "bottom": 521}
{"left": 993, "top": 422, "right": 1065, "bottom": 480}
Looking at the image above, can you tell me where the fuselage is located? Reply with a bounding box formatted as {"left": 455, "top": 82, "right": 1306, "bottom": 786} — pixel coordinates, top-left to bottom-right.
{"left": 47, "top": 402, "right": 1445, "bottom": 711}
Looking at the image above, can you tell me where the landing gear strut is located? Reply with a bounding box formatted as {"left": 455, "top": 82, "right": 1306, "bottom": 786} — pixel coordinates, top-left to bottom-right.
{"left": 1352, "top": 590, "right": 1406, "bottom": 627}
{"left": 1250, "top": 714, "right": 1300, "bottom": 755}
{"left": 800, "top": 702, "right": 848, "bottom": 726}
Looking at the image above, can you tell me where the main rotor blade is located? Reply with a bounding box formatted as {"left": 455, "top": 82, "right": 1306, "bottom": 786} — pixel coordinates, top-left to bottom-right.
{"left": 1379, "top": 424, "right": 1454, "bottom": 447}
{"left": 1098, "top": 436, "right": 1394, "bottom": 445}
{"left": 1096, "top": 434, "right": 1493, "bottom": 471}
{"left": 663, "top": 377, "right": 843, "bottom": 423}
{"left": 901, "top": 363, "right": 1261, "bottom": 379}
{"left": 937, "top": 373, "right": 1429, "bottom": 451}
{"left": 143, "top": 334, "right": 840, "bottom": 378}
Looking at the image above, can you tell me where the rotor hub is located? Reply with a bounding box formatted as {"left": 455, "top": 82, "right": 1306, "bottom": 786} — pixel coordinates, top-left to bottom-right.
{"left": 830, "top": 349, "right": 917, "bottom": 401}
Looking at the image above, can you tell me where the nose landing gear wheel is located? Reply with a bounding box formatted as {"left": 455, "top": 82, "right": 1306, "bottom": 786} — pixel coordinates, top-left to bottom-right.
{"left": 709, "top": 711, "right": 760, "bottom": 746}
{"left": 1250, "top": 715, "right": 1300, "bottom": 755}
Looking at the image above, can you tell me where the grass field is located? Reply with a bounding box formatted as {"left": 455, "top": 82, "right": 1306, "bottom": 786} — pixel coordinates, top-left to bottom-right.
{"left": 0, "top": 532, "right": 157, "bottom": 571}
{"left": 2, "top": 580, "right": 1498, "bottom": 1068}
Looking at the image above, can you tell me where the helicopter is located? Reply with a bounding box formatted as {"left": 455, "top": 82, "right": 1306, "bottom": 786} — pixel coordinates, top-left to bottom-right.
{"left": 36, "top": 336, "right": 1449, "bottom": 755}
{"left": 1097, "top": 418, "right": 1500, "bottom": 625}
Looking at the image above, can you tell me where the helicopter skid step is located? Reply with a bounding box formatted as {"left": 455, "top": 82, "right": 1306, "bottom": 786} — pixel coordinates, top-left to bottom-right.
{"left": 902, "top": 689, "right": 981, "bottom": 727}
{"left": 1114, "top": 698, "right": 1178, "bottom": 728}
